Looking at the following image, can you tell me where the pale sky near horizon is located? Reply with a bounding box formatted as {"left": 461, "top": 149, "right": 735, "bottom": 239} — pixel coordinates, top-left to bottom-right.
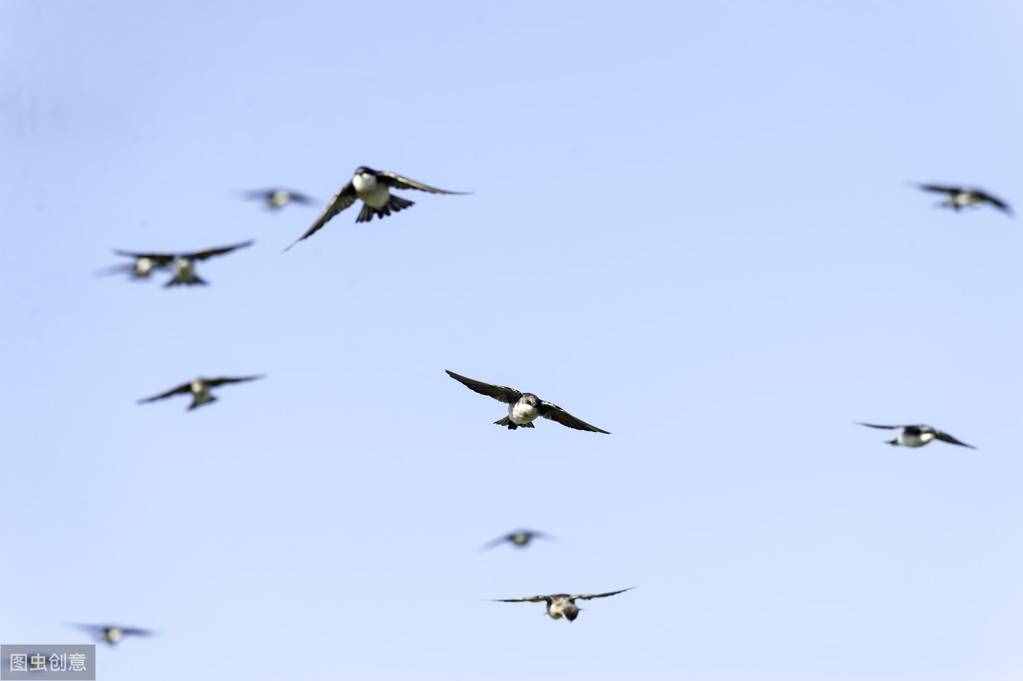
{"left": 3, "top": 1, "right": 1023, "bottom": 679}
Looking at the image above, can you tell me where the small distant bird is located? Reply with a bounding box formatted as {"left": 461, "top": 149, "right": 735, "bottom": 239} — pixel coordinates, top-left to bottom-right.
{"left": 243, "top": 187, "right": 316, "bottom": 211}
{"left": 482, "top": 529, "right": 553, "bottom": 551}
{"left": 163, "top": 240, "right": 254, "bottom": 287}
{"left": 285, "top": 166, "right": 467, "bottom": 250}
{"left": 99, "top": 250, "right": 176, "bottom": 280}
{"left": 916, "top": 183, "right": 1013, "bottom": 216}
{"left": 493, "top": 587, "right": 633, "bottom": 622}
{"left": 138, "top": 375, "right": 264, "bottom": 411}
{"left": 445, "top": 370, "right": 610, "bottom": 433}
{"left": 71, "top": 623, "right": 154, "bottom": 646}
{"left": 857, "top": 422, "right": 976, "bottom": 449}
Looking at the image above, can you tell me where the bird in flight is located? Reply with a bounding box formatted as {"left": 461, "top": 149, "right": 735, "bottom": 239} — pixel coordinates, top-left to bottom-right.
{"left": 856, "top": 422, "right": 976, "bottom": 449}
{"left": 493, "top": 587, "right": 633, "bottom": 622}
{"left": 915, "top": 183, "right": 1013, "bottom": 216}
{"left": 138, "top": 375, "right": 264, "bottom": 411}
{"left": 97, "top": 250, "right": 176, "bottom": 280}
{"left": 163, "top": 240, "right": 254, "bottom": 287}
{"left": 481, "top": 529, "right": 553, "bottom": 551}
{"left": 445, "top": 370, "right": 610, "bottom": 433}
{"left": 285, "top": 166, "right": 468, "bottom": 250}
{"left": 243, "top": 187, "right": 316, "bottom": 211}
{"left": 71, "top": 623, "right": 155, "bottom": 646}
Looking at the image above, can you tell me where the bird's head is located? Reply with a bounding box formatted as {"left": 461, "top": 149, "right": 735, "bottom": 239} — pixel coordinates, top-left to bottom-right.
{"left": 354, "top": 166, "right": 376, "bottom": 177}
{"left": 521, "top": 394, "right": 540, "bottom": 408}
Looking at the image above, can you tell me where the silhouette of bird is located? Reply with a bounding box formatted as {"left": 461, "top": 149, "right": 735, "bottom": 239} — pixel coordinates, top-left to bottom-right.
{"left": 243, "top": 187, "right": 316, "bottom": 210}
{"left": 71, "top": 623, "right": 155, "bottom": 646}
{"left": 445, "top": 370, "right": 610, "bottom": 433}
{"left": 915, "top": 183, "right": 1012, "bottom": 216}
{"left": 285, "top": 166, "right": 467, "bottom": 250}
{"left": 138, "top": 375, "right": 264, "bottom": 411}
{"left": 857, "top": 422, "right": 976, "bottom": 449}
{"left": 493, "top": 588, "right": 633, "bottom": 622}
{"left": 481, "top": 529, "right": 553, "bottom": 551}
{"left": 163, "top": 240, "right": 254, "bottom": 287}
{"left": 98, "top": 250, "right": 176, "bottom": 280}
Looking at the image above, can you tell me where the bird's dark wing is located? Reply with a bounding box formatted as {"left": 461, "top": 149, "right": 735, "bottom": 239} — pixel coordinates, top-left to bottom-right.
{"left": 112, "top": 249, "right": 177, "bottom": 264}
{"left": 120, "top": 627, "right": 155, "bottom": 637}
{"left": 70, "top": 623, "right": 106, "bottom": 636}
{"left": 137, "top": 383, "right": 192, "bottom": 403}
{"left": 493, "top": 595, "right": 547, "bottom": 603}
{"left": 917, "top": 183, "right": 960, "bottom": 196}
{"left": 538, "top": 401, "right": 610, "bottom": 434}
{"left": 974, "top": 190, "right": 1013, "bottom": 215}
{"left": 185, "top": 240, "right": 255, "bottom": 261}
{"left": 856, "top": 422, "right": 901, "bottom": 430}
{"left": 287, "top": 191, "right": 316, "bottom": 205}
{"left": 480, "top": 534, "right": 512, "bottom": 551}
{"left": 284, "top": 183, "right": 357, "bottom": 251}
{"left": 934, "top": 430, "right": 977, "bottom": 449}
{"left": 572, "top": 587, "right": 634, "bottom": 601}
{"left": 242, "top": 189, "right": 273, "bottom": 200}
{"left": 203, "top": 375, "right": 265, "bottom": 388}
{"left": 378, "top": 170, "right": 469, "bottom": 195}
{"left": 445, "top": 370, "right": 521, "bottom": 404}
{"left": 95, "top": 263, "right": 134, "bottom": 277}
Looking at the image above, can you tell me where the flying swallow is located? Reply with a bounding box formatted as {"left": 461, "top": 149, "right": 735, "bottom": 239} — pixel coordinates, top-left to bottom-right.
{"left": 71, "top": 623, "right": 155, "bottom": 646}
{"left": 243, "top": 187, "right": 316, "bottom": 210}
{"left": 915, "top": 183, "right": 1013, "bottom": 216}
{"left": 138, "top": 375, "right": 264, "bottom": 411}
{"left": 285, "top": 166, "right": 467, "bottom": 250}
{"left": 857, "top": 422, "right": 976, "bottom": 449}
{"left": 481, "top": 529, "right": 553, "bottom": 551}
{"left": 160, "top": 240, "right": 254, "bottom": 287}
{"left": 98, "top": 250, "right": 176, "bottom": 280}
{"left": 445, "top": 370, "right": 610, "bottom": 433}
{"left": 493, "top": 587, "right": 633, "bottom": 622}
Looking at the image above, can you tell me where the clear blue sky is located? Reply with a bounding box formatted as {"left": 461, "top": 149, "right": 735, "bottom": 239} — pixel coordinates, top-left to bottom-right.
{"left": 3, "top": 1, "right": 1023, "bottom": 679}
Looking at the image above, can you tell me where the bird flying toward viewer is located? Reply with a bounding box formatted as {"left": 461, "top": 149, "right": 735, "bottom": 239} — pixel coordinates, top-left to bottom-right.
{"left": 285, "top": 166, "right": 467, "bottom": 250}
{"left": 445, "top": 370, "right": 610, "bottom": 433}
{"left": 493, "top": 588, "right": 633, "bottom": 622}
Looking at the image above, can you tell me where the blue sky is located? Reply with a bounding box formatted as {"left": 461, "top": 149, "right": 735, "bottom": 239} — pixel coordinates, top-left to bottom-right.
{"left": 3, "top": 1, "right": 1023, "bottom": 679}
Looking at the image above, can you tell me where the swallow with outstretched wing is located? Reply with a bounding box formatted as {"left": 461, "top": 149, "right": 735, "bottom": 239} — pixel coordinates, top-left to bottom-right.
{"left": 446, "top": 370, "right": 609, "bottom": 433}
{"left": 285, "top": 166, "right": 468, "bottom": 250}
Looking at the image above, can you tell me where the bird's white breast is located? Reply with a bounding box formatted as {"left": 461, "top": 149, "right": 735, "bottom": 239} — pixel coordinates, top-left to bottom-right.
{"left": 900, "top": 431, "right": 933, "bottom": 447}
{"left": 548, "top": 598, "right": 570, "bottom": 618}
{"left": 176, "top": 258, "right": 193, "bottom": 276}
{"left": 352, "top": 173, "right": 377, "bottom": 194}
{"left": 510, "top": 402, "right": 539, "bottom": 425}
{"left": 353, "top": 173, "right": 389, "bottom": 207}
